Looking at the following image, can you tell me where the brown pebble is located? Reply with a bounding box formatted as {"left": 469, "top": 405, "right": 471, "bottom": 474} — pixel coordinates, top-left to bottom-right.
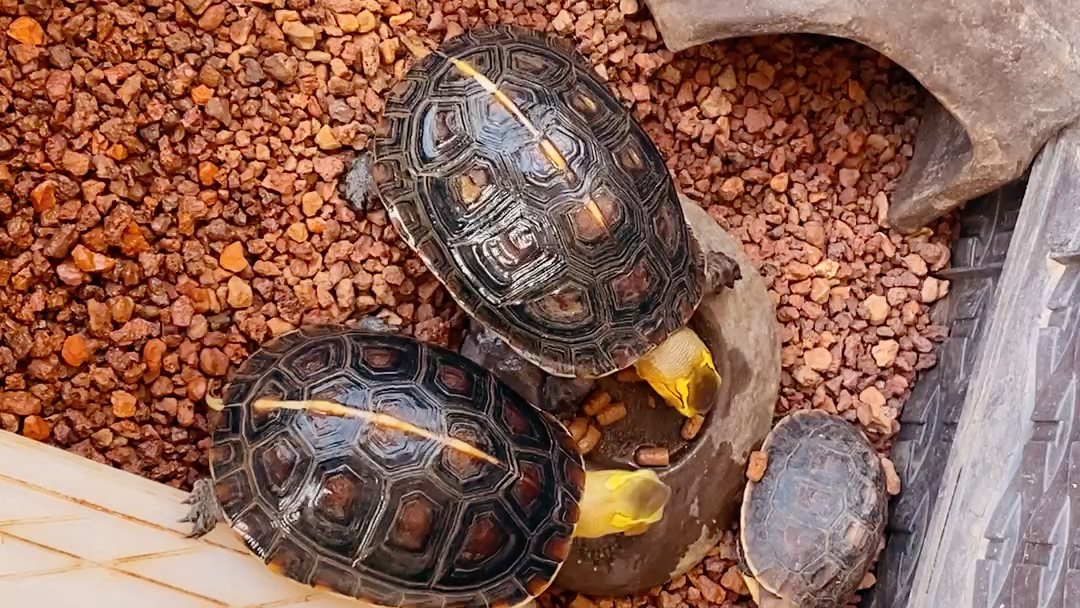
{"left": 21, "top": 415, "right": 50, "bottom": 441}
{"left": 804, "top": 347, "right": 832, "bottom": 371}
{"left": 747, "top": 450, "right": 768, "bottom": 482}
{"left": 111, "top": 391, "right": 137, "bottom": 418}
{"left": 1, "top": 392, "right": 42, "bottom": 416}
{"left": 881, "top": 456, "right": 901, "bottom": 495}
{"left": 720, "top": 567, "right": 748, "bottom": 594}
{"left": 219, "top": 242, "right": 248, "bottom": 272}
{"left": 62, "top": 334, "right": 89, "bottom": 367}
{"left": 199, "top": 348, "right": 229, "bottom": 376}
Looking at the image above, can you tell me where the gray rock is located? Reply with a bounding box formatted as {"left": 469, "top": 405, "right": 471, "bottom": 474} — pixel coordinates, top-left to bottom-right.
{"left": 643, "top": 0, "right": 1080, "bottom": 233}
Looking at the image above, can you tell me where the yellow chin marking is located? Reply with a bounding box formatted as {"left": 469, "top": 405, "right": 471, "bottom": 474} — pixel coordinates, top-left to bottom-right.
{"left": 252, "top": 399, "right": 501, "bottom": 466}
{"left": 205, "top": 395, "right": 225, "bottom": 411}
{"left": 742, "top": 574, "right": 762, "bottom": 605}
{"left": 633, "top": 326, "right": 721, "bottom": 418}
{"left": 573, "top": 469, "right": 671, "bottom": 539}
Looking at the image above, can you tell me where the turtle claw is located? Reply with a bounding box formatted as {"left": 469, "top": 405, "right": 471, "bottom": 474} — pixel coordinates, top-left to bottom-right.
{"left": 181, "top": 478, "right": 223, "bottom": 539}
{"left": 343, "top": 152, "right": 377, "bottom": 213}
{"left": 703, "top": 250, "right": 742, "bottom": 293}
{"left": 356, "top": 316, "right": 396, "bottom": 334}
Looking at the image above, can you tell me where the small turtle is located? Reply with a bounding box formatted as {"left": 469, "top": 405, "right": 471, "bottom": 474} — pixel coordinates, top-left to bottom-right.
{"left": 737, "top": 410, "right": 888, "bottom": 608}
{"left": 183, "top": 322, "right": 670, "bottom": 608}
{"left": 346, "top": 24, "right": 741, "bottom": 419}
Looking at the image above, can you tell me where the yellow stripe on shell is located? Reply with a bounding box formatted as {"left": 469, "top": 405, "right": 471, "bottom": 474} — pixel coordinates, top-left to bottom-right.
{"left": 252, "top": 398, "right": 502, "bottom": 466}
{"left": 443, "top": 54, "right": 570, "bottom": 176}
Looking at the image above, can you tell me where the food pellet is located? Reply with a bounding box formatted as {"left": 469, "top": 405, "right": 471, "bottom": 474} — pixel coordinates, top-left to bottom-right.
{"left": 595, "top": 403, "right": 627, "bottom": 426}
{"left": 577, "top": 425, "right": 602, "bottom": 455}
{"left": 567, "top": 417, "right": 589, "bottom": 442}
{"left": 635, "top": 446, "right": 670, "bottom": 467}
{"left": 582, "top": 390, "right": 613, "bottom": 416}
{"left": 682, "top": 415, "right": 705, "bottom": 440}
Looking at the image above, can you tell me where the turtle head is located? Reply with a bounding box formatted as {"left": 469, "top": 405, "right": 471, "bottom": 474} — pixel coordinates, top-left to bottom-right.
{"left": 572, "top": 469, "right": 671, "bottom": 538}
{"left": 633, "top": 326, "right": 721, "bottom": 418}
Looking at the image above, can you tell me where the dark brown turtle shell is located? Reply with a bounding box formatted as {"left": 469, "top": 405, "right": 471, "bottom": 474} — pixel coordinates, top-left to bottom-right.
{"left": 739, "top": 410, "right": 887, "bottom": 608}
{"left": 371, "top": 24, "right": 707, "bottom": 379}
{"left": 208, "top": 325, "right": 585, "bottom": 608}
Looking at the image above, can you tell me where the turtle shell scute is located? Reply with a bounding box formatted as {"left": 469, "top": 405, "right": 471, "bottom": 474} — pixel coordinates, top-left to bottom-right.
{"left": 210, "top": 326, "right": 583, "bottom": 608}
{"left": 740, "top": 410, "right": 887, "bottom": 608}
{"left": 373, "top": 23, "right": 706, "bottom": 378}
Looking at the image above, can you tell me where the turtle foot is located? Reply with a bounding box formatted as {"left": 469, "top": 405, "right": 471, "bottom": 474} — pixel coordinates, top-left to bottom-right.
{"left": 180, "top": 477, "right": 224, "bottom": 539}
{"left": 343, "top": 153, "right": 377, "bottom": 213}
{"left": 356, "top": 316, "right": 396, "bottom": 334}
{"left": 704, "top": 250, "right": 742, "bottom": 293}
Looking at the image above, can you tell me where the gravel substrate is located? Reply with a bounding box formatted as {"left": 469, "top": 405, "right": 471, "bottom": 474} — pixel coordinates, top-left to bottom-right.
{"left": 1, "top": 0, "right": 951, "bottom": 606}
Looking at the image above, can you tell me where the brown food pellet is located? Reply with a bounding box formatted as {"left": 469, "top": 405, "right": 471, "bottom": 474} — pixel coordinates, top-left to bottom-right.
{"left": 567, "top": 417, "right": 589, "bottom": 442}
{"left": 577, "top": 425, "right": 602, "bottom": 455}
{"left": 681, "top": 414, "right": 705, "bottom": 440}
{"left": 582, "top": 390, "right": 613, "bottom": 416}
{"left": 594, "top": 403, "right": 627, "bottom": 426}
{"left": 634, "top": 446, "right": 670, "bottom": 467}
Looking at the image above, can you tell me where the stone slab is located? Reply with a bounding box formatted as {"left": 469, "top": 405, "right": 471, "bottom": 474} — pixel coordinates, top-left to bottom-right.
{"left": 642, "top": 0, "right": 1080, "bottom": 232}
{"left": 904, "top": 123, "right": 1080, "bottom": 608}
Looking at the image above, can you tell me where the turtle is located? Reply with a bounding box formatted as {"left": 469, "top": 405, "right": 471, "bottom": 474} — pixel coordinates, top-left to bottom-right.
{"left": 181, "top": 322, "right": 672, "bottom": 608}
{"left": 345, "top": 23, "right": 742, "bottom": 419}
{"left": 737, "top": 410, "right": 888, "bottom": 608}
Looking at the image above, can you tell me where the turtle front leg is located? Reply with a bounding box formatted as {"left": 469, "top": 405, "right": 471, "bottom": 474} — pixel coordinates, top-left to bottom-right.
{"left": 180, "top": 477, "right": 225, "bottom": 539}
{"left": 342, "top": 152, "right": 379, "bottom": 213}
{"left": 703, "top": 250, "right": 741, "bottom": 293}
{"left": 356, "top": 315, "right": 397, "bottom": 334}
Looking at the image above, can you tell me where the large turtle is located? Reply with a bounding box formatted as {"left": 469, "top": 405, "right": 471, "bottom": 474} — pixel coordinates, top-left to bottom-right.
{"left": 346, "top": 24, "right": 741, "bottom": 419}
{"left": 738, "top": 410, "right": 888, "bottom": 608}
{"left": 182, "top": 323, "right": 671, "bottom": 608}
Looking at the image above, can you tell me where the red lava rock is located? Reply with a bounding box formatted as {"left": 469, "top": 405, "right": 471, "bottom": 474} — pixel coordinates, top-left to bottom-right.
{"left": 1, "top": 391, "right": 41, "bottom": 417}
{"left": 62, "top": 334, "right": 89, "bottom": 367}
{"left": 21, "top": 415, "right": 51, "bottom": 441}
{"left": 199, "top": 348, "right": 229, "bottom": 376}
